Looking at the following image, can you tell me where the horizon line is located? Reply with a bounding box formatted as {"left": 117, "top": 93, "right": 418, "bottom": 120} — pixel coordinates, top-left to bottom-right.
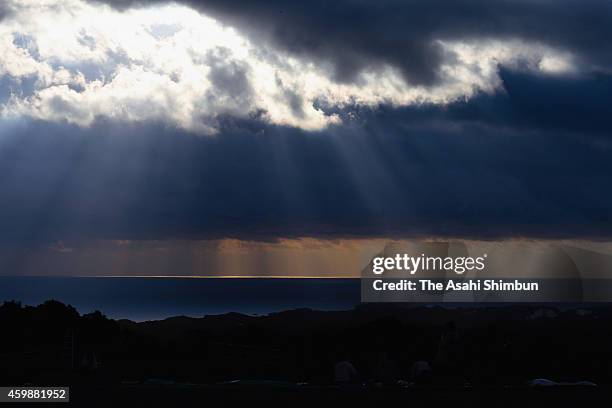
{"left": 2, "top": 275, "right": 358, "bottom": 279}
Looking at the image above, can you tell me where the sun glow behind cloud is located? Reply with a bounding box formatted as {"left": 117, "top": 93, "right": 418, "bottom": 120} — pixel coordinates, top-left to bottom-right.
{"left": 0, "top": 0, "right": 579, "bottom": 135}
{"left": 4, "top": 237, "right": 612, "bottom": 278}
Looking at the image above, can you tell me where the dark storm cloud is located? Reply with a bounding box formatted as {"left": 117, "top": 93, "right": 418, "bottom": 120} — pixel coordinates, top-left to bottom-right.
{"left": 366, "top": 69, "right": 612, "bottom": 136}
{"left": 1, "top": 70, "right": 611, "bottom": 244}
{"left": 0, "top": 4, "right": 10, "bottom": 22}
{"left": 92, "top": 0, "right": 612, "bottom": 84}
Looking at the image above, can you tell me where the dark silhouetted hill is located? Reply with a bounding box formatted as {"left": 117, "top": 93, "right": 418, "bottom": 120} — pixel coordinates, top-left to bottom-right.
{"left": 1, "top": 300, "right": 611, "bottom": 387}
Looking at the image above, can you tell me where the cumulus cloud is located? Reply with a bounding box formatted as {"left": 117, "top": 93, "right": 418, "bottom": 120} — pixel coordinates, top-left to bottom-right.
{"left": 0, "top": 0, "right": 588, "bottom": 134}
{"left": 0, "top": 68, "right": 611, "bottom": 244}
{"left": 95, "top": 0, "right": 612, "bottom": 79}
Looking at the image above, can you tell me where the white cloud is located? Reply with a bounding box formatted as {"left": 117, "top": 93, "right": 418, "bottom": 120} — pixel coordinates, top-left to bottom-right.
{"left": 0, "top": 0, "right": 579, "bottom": 134}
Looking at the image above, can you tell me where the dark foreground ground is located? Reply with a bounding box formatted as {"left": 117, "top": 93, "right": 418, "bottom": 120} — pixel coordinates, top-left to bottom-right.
{"left": 2, "top": 384, "right": 607, "bottom": 407}
{"left": 1, "top": 300, "right": 611, "bottom": 405}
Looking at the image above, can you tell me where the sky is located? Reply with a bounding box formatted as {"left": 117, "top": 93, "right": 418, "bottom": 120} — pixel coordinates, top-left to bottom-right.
{"left": 0, "top": 0, "right": 611, "bottom": 276}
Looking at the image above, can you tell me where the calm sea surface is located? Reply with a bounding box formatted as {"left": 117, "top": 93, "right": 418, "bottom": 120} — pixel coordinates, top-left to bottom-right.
{"left": 0, "top": 277, "right": 361, "bottom": 321}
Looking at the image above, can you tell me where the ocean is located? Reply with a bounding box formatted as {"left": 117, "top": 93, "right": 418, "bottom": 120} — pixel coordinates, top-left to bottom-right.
{"left": 0, "top": 277, "right": 361, "bottom": 321}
